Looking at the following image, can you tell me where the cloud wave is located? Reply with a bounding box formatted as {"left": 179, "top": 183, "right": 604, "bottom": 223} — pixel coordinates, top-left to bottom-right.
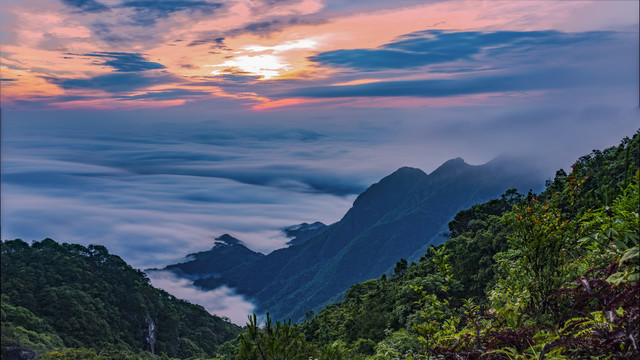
{"left": 146, "top": 270, "right": 256, "bottom": 325}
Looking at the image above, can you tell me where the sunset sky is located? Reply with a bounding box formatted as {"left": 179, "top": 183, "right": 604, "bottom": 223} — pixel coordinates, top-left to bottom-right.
{"left": 1, "top": 0, "right": 638, "bottom": 323}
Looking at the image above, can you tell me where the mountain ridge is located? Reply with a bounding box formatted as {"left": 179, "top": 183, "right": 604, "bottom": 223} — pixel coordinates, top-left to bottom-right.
{"left": 284, "top": 222, "right": 328, "bottom": 247}
{"left": 166, "top": 155, "right": 545, "bottom": 321}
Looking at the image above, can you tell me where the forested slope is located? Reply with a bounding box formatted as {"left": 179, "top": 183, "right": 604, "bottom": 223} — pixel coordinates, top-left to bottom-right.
{"left": 1, "top": 240, "right": 241, "bottom": 359}
{"left": 223, "top": 130, "right": 639, "bottom": 359}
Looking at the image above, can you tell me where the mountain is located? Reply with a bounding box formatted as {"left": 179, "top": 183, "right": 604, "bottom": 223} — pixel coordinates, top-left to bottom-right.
{"left": 160, "top": 234, "right": 264, "bottom": 279}
{"left": 167, "top": 156, "right": 545, "bottom": 321}
{"left": 0, "top": 239, "right": 241, "bottom": 359}
{"left": 159, "top": 227, "right": 329, "bottom": 280}
{"left": 284, "top": 222, "right": 328, "bottom": 247}
{"left": 294, "top": 131, "right": 639, "bottom": 358}
{"left": 224, "top": 131, "right": 639, "bottom": 360}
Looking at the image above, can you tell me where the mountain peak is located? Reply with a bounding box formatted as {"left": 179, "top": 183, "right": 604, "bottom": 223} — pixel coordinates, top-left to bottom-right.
{"left": 376, "top": 166, "right": 427, "bottom": 189}
{"left": 163, "top": 233, "right": 263, "bottom": 279}
{"left": 430, "top": 157, "right": 470, "bottom": 176}
{"left": 284, "top": 222, "right": 328, "bottom": 247}
{"left": 214, "top": 234, "right": 243, "bottom": 247}
{"left": 352, "top": 166, "right": 427, "bottom": 209}
{"left": 389, "top": 166, "right": 427, "bottom": 178}
{"left": 284, "top": 222, "right": 326, "bottom": 235}
{"left": 439, "top": 157, "right": 468, "bottom": 168}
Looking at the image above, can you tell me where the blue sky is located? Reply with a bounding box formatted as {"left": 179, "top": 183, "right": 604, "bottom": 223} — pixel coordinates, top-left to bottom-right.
{"left": 1, "top": 0, "right": 638, "bottom": 323}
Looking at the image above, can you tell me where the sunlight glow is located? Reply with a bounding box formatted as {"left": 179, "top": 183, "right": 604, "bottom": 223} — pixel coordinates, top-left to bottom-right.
{"left": 209, "top": 54, "right": 290, "bottom": 79}
{"left": 208, "top": 39, "right": 319, "bottom": 80}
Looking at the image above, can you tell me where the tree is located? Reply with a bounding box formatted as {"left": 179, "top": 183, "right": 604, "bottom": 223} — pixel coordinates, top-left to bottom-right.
{"left": 393, "top": 259, "right": 408, "bottom": 278}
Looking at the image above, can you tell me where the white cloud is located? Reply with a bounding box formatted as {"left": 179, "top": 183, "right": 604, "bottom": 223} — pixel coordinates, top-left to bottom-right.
{"left": 146, "top": 270, "right": 256, "bottom": 325}
{"left": 210, "top": 54, "right": 291, "bottom": 79}
{"left": 243, "top": 39, "right": 318, "bottom": 53}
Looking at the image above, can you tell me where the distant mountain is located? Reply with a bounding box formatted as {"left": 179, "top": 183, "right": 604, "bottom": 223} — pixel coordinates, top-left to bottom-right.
{"left": 284, "top": 222, "right": 328, "bottom": 247}
{"left": 161, "top": 234, "right": 264, "bottom": 279}
{"left": 167, "top": 156, "right": 545, "bottom": 321}
{"left": 1, "top": 239, "right": 241, "bottom": 359}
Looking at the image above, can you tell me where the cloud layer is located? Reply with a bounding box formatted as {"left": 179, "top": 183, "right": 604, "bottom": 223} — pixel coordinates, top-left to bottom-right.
{"left": 146, "top": 270, "right": 255, "bottom": 325}
{"left": 309, "top": 30, "right": 608, "bottom": 70}
{"left": 78, "top": 52, "right": 166, "bottom": 72}
{"left": 1, "top": 116, "right": 370, "bottom": 268}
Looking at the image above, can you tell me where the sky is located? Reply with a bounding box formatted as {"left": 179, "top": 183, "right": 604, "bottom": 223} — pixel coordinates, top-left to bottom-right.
{"left": 1, "top": 0, "right": 638, "bottom": 323}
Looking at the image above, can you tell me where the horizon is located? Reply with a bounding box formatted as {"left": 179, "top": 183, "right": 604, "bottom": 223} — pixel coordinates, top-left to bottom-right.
{"left": 1, "top": 0, "right": 638, "bottom": 324}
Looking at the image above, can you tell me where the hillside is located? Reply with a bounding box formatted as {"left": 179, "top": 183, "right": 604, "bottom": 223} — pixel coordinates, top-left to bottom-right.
{"left": 221, "top": 130, "right": 639, "bottom": 359}
{"left": 0, "top": 239, "right": 241, "bottom": 359}
{"left": 167, "top": 155, "right": 545, "bottom": 321}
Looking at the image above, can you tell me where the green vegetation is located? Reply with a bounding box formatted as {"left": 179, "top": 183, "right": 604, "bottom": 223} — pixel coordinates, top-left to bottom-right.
{"left": 226, "top": 130, "right": 639, "bottom": 359}
{"left": 2, "top": 130, "right": 637, "bottom": 359}
{"left": 1, "top": 240, "right": 241, "bottom": 359}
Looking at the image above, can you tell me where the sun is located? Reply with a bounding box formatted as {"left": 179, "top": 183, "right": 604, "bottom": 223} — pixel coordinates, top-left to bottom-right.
{"left": 208, "top": 39, "right": 319, "bottom": 80}
{"left": 209, "top": 54, "right": 291, "bottom": 80}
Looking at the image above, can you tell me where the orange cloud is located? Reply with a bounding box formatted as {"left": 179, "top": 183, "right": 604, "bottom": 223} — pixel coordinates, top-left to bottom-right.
{"left": 252, "top": 98, "right": 309, "bottom": 110}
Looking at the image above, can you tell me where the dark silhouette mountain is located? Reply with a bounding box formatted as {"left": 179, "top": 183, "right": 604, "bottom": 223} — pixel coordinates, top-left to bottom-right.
{"left": 161, "top": 234, "right": 264, "bottom": 278}
{"left": 284, "top": 222, "right": 328, "bottom": 247}
{"left": 167, "top": 156, "right": 545, "bottom": 322}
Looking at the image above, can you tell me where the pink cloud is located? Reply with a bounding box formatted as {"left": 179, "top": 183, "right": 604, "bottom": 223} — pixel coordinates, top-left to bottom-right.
{"left": 1, "top": 0, "right": 637, "bottom": 108}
